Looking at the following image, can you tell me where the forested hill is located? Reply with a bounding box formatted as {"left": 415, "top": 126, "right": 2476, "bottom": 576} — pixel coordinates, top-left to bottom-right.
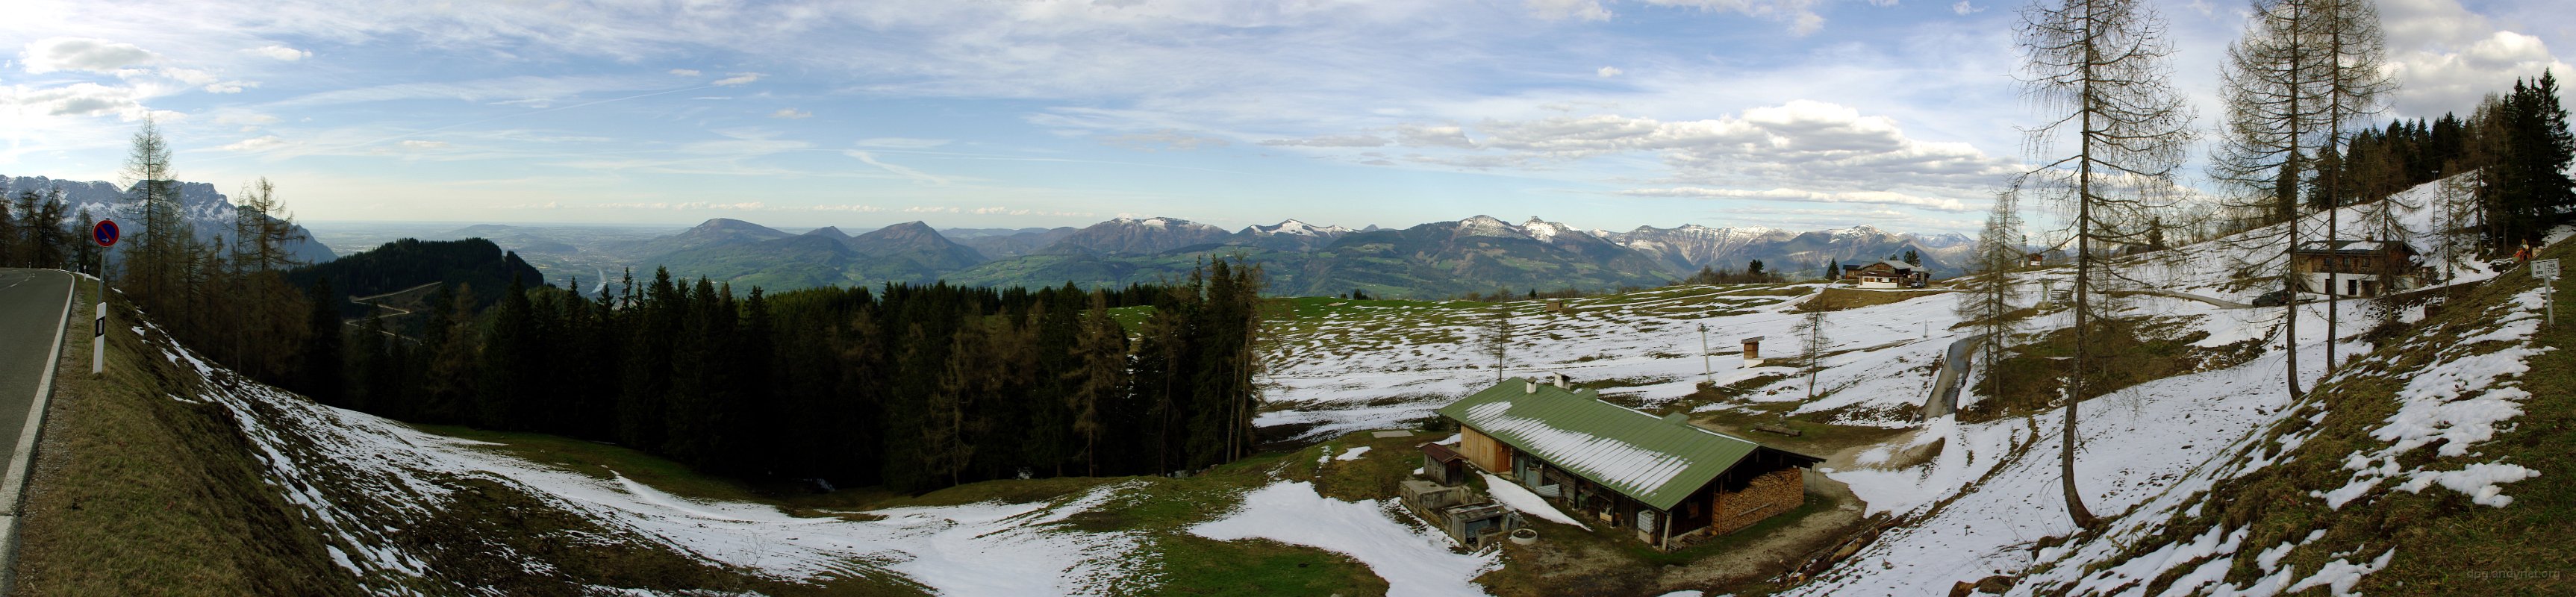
{"left": 287, "top": 237, "right": 541, "bottom": 313}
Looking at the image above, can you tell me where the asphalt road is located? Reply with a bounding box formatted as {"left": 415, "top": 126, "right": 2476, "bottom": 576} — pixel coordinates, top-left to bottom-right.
{"left": 0, "top": 269, "right": 75, "bottom": 463}
{"left": 1921, "top": 333, "right": 1989, "bottom": 419}
{"left": 0, "top": 268, "right": 74, "bottom": 597}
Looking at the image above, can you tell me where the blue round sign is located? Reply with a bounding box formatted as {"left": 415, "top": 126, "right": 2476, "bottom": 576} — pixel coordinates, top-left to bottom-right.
{"left": 93, "top": 219, "right": 119, "bottom": 247}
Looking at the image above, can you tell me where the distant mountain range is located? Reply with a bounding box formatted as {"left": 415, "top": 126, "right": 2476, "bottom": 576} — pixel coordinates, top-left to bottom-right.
{"left": 1, "top": 175, "right": 339, "bottom": 265}
{"left": 602, "top": 214, "right": 1971, "bottom": 298}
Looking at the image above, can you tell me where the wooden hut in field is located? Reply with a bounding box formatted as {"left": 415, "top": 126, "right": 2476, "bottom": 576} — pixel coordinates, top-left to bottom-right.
{"left": 1438, "top": 375, "right": 1824, "bottom": 551}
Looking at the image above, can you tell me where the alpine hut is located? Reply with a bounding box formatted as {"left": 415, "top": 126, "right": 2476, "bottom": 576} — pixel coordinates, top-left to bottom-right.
{"left": 1438, "top": 375, "right": 1824, "bottom": 551}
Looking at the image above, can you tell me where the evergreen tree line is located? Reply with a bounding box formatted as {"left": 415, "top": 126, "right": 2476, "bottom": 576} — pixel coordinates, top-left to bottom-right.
{"left": 335, "top": 261, "right": 1266, "bottom": 494}
{"left": 2224, "top": 70, "right": 2574, "bottom": 249}
{"left": 0, "top": 187, "right": 90, "bottom": 270}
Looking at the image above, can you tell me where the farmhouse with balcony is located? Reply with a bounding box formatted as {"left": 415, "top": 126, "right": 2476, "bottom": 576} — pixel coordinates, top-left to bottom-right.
{"left": 1839, "top": 260, "right": 1929, "bottom": 289}
{"left": 2290, "top": 240, "right": 2433, "bottom": 298}
{"left": 1436, "top": 374, "right": 1825, "bottom": 551}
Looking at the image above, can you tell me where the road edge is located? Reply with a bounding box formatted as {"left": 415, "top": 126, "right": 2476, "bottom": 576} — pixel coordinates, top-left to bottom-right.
{"left": 0, "top": 269, "right": 78, "bottom": 596}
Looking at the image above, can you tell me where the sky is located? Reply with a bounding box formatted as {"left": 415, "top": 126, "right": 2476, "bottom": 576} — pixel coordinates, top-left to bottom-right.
{"left": 1, "top": 0, "right": 2566, "bottom": 236}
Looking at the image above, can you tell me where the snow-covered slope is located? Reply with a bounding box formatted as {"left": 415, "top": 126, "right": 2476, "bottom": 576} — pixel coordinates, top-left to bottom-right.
{"left": 131, "top": 317, "right": 1154, "bottom": 594}
{"left": 1262, "top": 175, "right": 2548, "bottom": 595}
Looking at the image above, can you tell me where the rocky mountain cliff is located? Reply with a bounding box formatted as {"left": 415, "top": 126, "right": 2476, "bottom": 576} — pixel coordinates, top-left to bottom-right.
{"left": 1, "top": 174, "right": 338, "bottom": 264}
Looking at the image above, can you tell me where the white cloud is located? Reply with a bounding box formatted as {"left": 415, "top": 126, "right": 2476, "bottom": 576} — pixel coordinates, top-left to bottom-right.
{"left": 854, "top": 137, "right": 952, "bottom": 149}
{"left": 398, "top": 140, "right": 449, "bottom": 149}
{"left": 1642, "top": 0, "right": 1827, "bottom": 35}
{"left": 2379, "top": 0, "right": 2573, "bottom": 116}
{"left": 669, "top": 69, "right": 701, "bottom": 76}
{"left": 19, "top": 37, "right": 157, "bottom": 74}
{"left": 1103, "top": 128, "right": 1231, "bottom": 151}
{"left": 155, "top": 67, "right": 256, "bottom": 93}
{"left": 679, "top": 137, "right": 811, "bottom": 156}
{"left": 1394, "top": 124, "right": 1476, "bottom": 148}
{"left": 246, "top": 45, "right": 312, "bottom": 61}
{"left": 846, "top": 150, "right": 951, "bottom": 184}
{"left": 1527, "top": 0, "right": 1614, "bottom": 21}
{"left": 219, "top": 135, "right": 291, "bottom": 152}
{"left": 4, "top": 83, "right": 149, "bottom": 119}
{"left": 1597, "top": 66, "right": 1623, "bottom": 78}
{"left": 1617, "top": 187, "right": 1971, "bottom": 211}
{"left": 770, "top": 107, "right": 812, "bottom": 119}
{"left": 1260, "top": 134, "right": 1390, "bottom": 147}
{"left": 712, "top": 72, "right": 762, "bottom": 86}
{"left": 1951, "top": 1, "right": 1983, "bottom": 16}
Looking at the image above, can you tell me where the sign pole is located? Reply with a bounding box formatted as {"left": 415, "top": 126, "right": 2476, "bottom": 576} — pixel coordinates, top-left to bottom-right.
{"left": 91, "top": 219, "right": 119, "bottom": 375}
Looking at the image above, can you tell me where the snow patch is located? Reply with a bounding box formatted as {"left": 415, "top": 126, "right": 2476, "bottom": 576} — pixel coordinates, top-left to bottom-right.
{"left": 1189, "top": 481, "right": 1500, "bottom": 597}
{"left": 1478, "top": 472, "right": 1588, "bottom": 529}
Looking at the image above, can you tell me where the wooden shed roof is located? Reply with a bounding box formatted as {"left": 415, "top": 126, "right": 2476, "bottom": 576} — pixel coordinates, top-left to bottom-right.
{"left": 1436, "top": 378, "right": 1823, "bottom": 511}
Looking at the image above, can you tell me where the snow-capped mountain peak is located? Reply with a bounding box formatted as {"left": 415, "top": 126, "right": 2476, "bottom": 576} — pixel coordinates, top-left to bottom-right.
{"left": 1456, "top": 215, "right": 1525, "bottom": 238}
{"left": 1521, "top": 216, "right": 1568, "bottom": 243}
{"left": 1246, "top": 219, "right": 1352, "bottom": 237}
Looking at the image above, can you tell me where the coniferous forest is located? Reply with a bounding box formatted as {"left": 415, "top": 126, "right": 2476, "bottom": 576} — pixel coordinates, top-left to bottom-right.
{"left": 333, "top": 263, "right": 1267, "bottom": 493}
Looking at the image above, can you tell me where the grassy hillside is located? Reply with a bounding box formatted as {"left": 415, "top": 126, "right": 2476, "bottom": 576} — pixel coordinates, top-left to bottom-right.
{"left": 10, "top": 283, "right": 360, "bottom": 596}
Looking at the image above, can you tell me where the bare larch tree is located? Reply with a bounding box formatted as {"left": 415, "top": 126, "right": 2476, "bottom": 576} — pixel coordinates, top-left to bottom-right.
{"left": 2015, "top": 0, "right": 2195, "bottom": 528}
{"left": 2213, "top": 0, "right": 2330, "bottom": 397}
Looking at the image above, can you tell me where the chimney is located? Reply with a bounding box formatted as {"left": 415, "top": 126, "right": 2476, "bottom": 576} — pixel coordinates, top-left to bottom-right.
{"left": 1524, "top": 379, "right": 1538, "bottom": 394}
{"left": 1547, "top": 372, "right": 1570, "bottom": 390}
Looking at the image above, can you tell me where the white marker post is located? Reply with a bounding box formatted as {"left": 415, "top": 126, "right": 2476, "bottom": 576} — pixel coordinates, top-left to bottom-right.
{"left": 2535, "top": 258, "right": 2560, "bottom": 327}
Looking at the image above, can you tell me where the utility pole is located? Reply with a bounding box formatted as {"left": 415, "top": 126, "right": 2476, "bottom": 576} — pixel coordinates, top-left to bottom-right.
{"left": 1698, "top": 322, "right": 1712, "bottom": 384}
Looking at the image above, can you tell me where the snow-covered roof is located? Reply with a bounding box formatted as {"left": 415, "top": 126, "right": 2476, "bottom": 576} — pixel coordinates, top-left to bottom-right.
{"left": 1437, "top": 378, "right": 1822, "bottom": 511}
{"left": 2293, "top": 240, "right": 2415, "bottom": 254}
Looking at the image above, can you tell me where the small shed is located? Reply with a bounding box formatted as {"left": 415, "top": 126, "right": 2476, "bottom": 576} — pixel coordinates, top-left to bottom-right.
{"left": 1400, "top": 479, "right": 1520, "bottom": 548}
{"left": 1741, "top": 336, "right": 1765, "bottom": 367}
{"left": 2025, "top": 252, "right": 2045, "bottom": 267}
{"left": 1420, "top": 442, "right": 1471, "bottom": 486}
{"left": 1544, "top": 298, "right": 1569, "bottom": 312}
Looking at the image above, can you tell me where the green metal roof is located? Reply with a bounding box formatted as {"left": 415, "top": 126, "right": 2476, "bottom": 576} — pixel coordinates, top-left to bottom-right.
{"left": 1437, "top": 378, "right": 1819, "bottom": 511}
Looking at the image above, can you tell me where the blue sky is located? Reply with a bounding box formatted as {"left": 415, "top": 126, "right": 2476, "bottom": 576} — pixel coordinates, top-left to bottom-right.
{"left": 1, "top": 0, "right": 2566, "bottom": 236}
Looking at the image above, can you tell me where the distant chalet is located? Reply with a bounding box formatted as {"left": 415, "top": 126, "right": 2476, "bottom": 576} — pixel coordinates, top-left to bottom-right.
{"left": 2289, "top": 240, "right": 2433, "bottom": 298}
{"left": 1437, "top": 375, "right": 1824, "bottom": 551}
{"left": 1839, "top": 260, "right": 1929, "bottom": 289}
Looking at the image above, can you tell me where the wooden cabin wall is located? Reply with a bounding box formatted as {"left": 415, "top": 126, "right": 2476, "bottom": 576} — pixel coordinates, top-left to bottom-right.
{"left": 1459, "top": 426, "right": 1512, "bottom": 474}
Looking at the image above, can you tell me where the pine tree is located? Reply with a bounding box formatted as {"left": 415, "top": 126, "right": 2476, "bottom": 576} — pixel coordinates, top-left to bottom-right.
{"left": 1065, "top": 291, "right": 1129, "bottom": 477}
{"left": 478, "top": 275, "right": 537, "bottom": 429}
{"left": 299, "top": 276, "right": 346, "bottom": 404}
